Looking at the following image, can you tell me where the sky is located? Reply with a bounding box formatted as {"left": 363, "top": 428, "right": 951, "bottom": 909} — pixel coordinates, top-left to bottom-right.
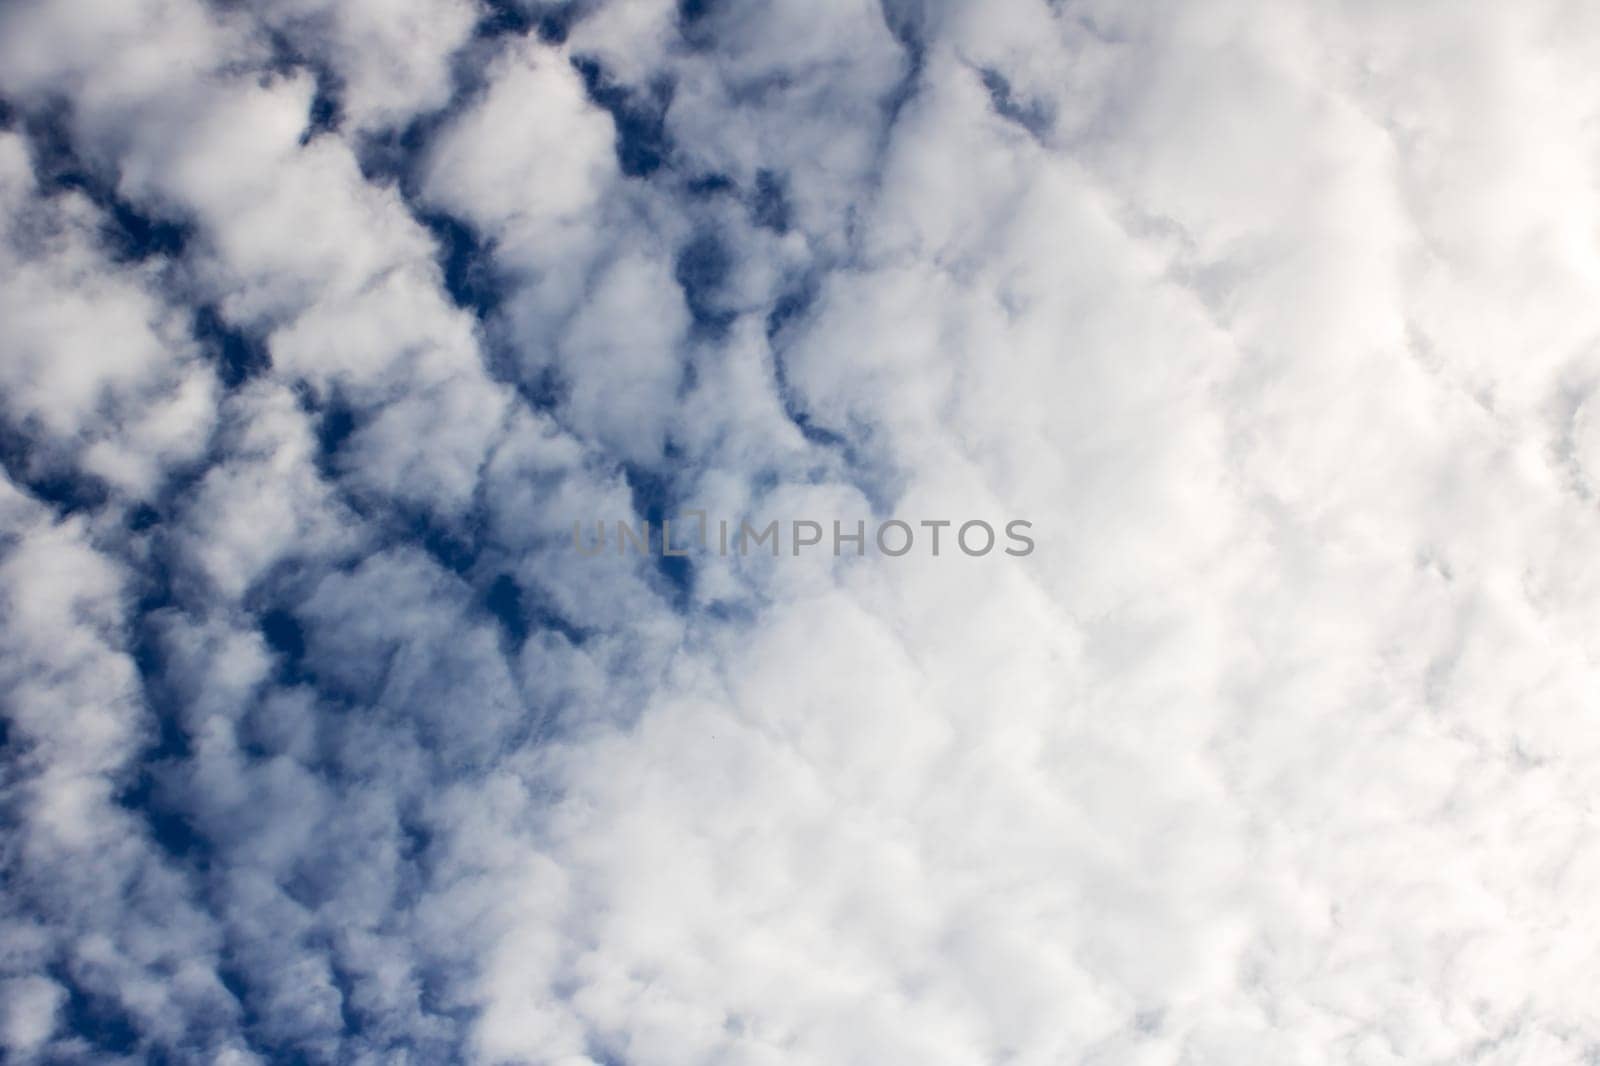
{"left": 1, "top": 0, "right": 1599, "bottom": 1063}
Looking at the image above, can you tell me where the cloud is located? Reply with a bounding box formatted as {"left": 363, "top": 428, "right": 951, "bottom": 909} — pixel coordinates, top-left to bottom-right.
{"left": 0, "top": 132, "right": 216, "bottom": 500}
{"left": 3, "top": 0, "right": 1600, "bottom": 1063}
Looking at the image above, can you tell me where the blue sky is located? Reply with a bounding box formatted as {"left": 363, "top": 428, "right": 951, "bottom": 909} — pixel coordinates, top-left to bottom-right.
{"left": 3, "top": 0, "right": 1600, "bottom": 1063}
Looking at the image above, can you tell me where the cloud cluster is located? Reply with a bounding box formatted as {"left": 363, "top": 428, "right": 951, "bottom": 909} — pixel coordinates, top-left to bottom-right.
{"left": 2, "top": 0, "right": 1599, "bottom": 1063}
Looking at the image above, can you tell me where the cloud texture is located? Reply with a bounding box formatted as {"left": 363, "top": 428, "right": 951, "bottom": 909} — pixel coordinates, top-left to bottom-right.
{"left": 2, "top": 0, "right": 1599, "bottom": 1062}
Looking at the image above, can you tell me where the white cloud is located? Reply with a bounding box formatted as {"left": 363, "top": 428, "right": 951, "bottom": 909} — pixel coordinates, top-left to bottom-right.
{"left": 0, "top": 975, "right": 67, "bottom": 1059}
{"left": 3, "top": 0, "right": 1600, "bottom": 1063}
{"left": 250, "top": 0, "right": 480, "bottom": 131}
{"left": 0, "top": 133, "right": 216, "bottom": 499}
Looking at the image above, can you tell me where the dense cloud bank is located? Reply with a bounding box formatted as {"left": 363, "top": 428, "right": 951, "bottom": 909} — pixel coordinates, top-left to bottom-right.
{"left": 2, "top": 0, "right": 1599, "bottom": 1062}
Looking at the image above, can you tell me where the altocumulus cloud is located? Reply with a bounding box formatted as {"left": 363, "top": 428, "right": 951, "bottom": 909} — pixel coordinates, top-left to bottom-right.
{"left": 2, "top": 0, "right": 1599, "bottom": 1062}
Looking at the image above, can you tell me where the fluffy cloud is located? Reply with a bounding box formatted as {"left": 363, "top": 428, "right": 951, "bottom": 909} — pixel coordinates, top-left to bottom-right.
{"left": 0, "top": 133, "right": 216, "bottom": 500}
{"left": 3, "top": 0, "right": 1599, "bottom": 1063}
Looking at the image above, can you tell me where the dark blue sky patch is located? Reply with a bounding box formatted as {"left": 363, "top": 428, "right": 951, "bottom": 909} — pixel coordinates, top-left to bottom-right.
{"left": 251, "top": 582, "right": 323, "bottom": 690}
{"left": 530, "top": 586, "right": 591, "bottom": 646}
{"left": 194, "top": 306, "right": 272, "bottom": 388}
{"left": 119, "top": 529, "right": 291, "bottom": 876}
{"left": 15, "top": 104, "right": 192, "bottom": 261}
{"left": 476, "top": 0, "right": 534, "bottom": 39}
{"left": 750, "top": 169, "right": 791, "bottom": 233}
{"left": 489, "top": 0, "right": 589, "bottom": 45}
{"left": 357, "top": 22, "right": 528, "bottom": 187}
{"left": 127, "top": 502, "right": 162, "bottom": 532}
{"left": 771, "top": 371, "right": 848, "bottom": 450}
{"left": 325, "top": 956, "right": 371, "bottom": 1052}
{"left": 0, "top": 418, "right": 111, "bottom": 516}
{"left": 417, "top": 966, "right": 480, "bottom": 1043}
{"left": 101, "top": 197, "right": 192, "bottom": 262}
{"left": 354, "top": 124, "right": 420, "bottom": 188}
{"left": 622, "top": 460, "right": 693, "bottom": 606}
{"left": 398, "top": 808, "right": 435, "bottom": 872}
{"left": 125, "top": 677, "right": 189, "bottom": 763}
{"left": 115, "top": 758, "right": 207, "bottom": 866}
{"left": 485, "top": 571, "right": 590, "bottom": 648}
{"left": 355, "top": 87, "right": 465, "bottom": 191}
{"left": 2, "top": 459, "right": 109, "bottom": 516}
{"left": 260, "top": 607, "right": 308, "bottom": 664}
{"left": 774, "top": 393, "right": 847, "bottom": 450}
{"left": 219, "top": 954, "right": 341, "bottom": 1066}
{"left": 763, "top": 287, "right": 901, "bottom": 513}
{"left": 979, "top": 68, "right": 1052, "bottom": 137}
{"left": 411, "top": 202, "right": 564, "bottom": 418}
{"left": 129, "top": 556, "right": 179, "bottom": 683}
{"left": 875, "top": 0, "right": 927, "bottom": 130}
{"left": 16, "top": 100, "right": 96, "bottom": 192}
{"left": 214, "top": 965, "right": 265, "bottom": 1051}
{"left": 110, "top": 601, "right": 213, "bottom": 869}
{"left": 511, "top": 364, "right": 567, "bottom": 415}
{"left": 281, "top": 854, "right": 345, "bottom": 914}
{"left": 123, "top": 590, "right": 210, "bottom": 866}
{"left": 764, "top": 275, "right": 817, "bottom": 340}
{"left": 121, "top": 444, "right": 224, "bottom": 550}
{"left": 838, "top": 428, "right": 903, "bottom": 518}
{"left": 572, "top": 57, "right": 675, "bottom": 178}
{"left": 356, "top": 15, "right": 531, "bottom": 188}
{"left": 483, "top": 572, "right": 530, "bottom": 644}
{"left": 623, "top": 459, "right": 675, "bottom": 525}
{"left": 762, "top": 280, "right": 850, "bottom": 449}
{"left": 700, "top": 596, "right": 760, "bottom": 628}
{"left": 302, "top": 76, "right": 343, "bottom": 143}
{"left": 54, "top": 969, "right": 143, "bottom": 1060}
{"left": 257, "top": 28, "right": 345, "bottom": 145}
{"left": 674, "top": 231, "right": 735, "bottom": 337}
{"left": 407, "top": 509, "right": 481, "bottom": 577}
{"left": 313, "top": 397, "right": 359, "bottom": 479}
{"left": 677, "top": 355, "right": 700, "bottom": 400}
{"left": 536, "top": 8, "right": 577, "bottom": 46}
{"left": 686, "top": 172, "right": 736, "bottom": 197}
{"left": 674, "top": 0, "right": 720, "bottom": 49}
{"left": 678, "top": 0, "right": 717, "bottom": 27}
{"left": 416, "top": 210, "right": 505, "bottom": 320}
